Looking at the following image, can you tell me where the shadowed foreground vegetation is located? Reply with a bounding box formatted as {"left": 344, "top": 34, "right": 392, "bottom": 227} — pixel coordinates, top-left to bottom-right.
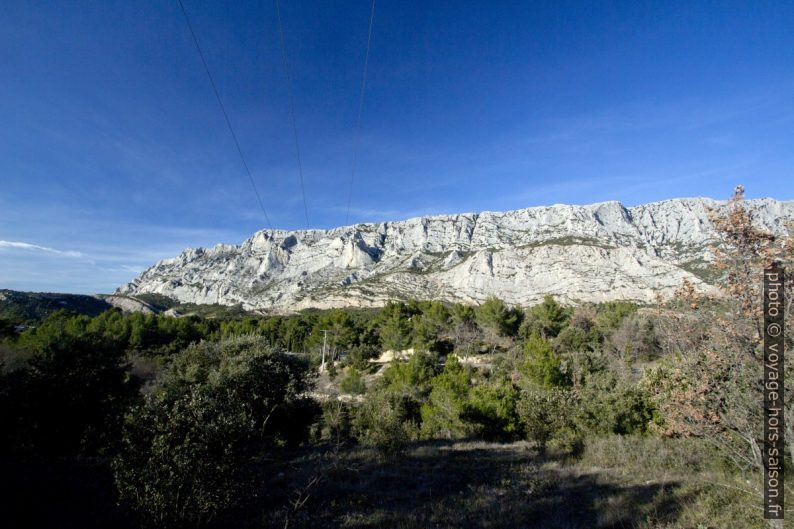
{"left": 1, "top": 190, "right": 793, "bottom": 528}
{"left": 260, "top": 436, "right": 773, "bottom": 529}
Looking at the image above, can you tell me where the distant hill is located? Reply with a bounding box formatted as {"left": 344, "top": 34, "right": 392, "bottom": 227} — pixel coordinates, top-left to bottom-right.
{"left": 0, "top": 290, "right": 116, "bottom": 323}
{"left": 0, "top": 289, "right": 252, "bottom": 324}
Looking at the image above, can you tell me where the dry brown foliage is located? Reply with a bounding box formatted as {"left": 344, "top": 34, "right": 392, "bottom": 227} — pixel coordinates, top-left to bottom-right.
{"left": 646, "top": 187, "right": 793, "bottom": 512}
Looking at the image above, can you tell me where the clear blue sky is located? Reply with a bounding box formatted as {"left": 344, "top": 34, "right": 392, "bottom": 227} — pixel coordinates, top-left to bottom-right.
{"left": 1, "top": 0, "right": 793, "bottom": 293}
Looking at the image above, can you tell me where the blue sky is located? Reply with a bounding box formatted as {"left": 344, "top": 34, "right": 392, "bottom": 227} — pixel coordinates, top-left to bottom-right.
{"left": 1, "top": 0, "right": 793, "bottom": 293}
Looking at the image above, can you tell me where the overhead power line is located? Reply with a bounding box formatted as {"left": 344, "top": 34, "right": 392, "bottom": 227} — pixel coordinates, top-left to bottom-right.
{"left": 274, "top": 0, "right": 311, "bottom": 229}
{"left": 345, "top": 0, "right": 377, "bottom": 226}
{"left": 175, "top": 0, "right": 273, "bottom": 230}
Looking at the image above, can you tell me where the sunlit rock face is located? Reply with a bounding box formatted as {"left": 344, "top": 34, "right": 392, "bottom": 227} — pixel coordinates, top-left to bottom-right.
{"left": 117, "top": 197, "right": 794, "bottom": 312}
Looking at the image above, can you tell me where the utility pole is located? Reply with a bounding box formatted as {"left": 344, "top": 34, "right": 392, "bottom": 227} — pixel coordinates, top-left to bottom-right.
{"left": 319, "top": 329, "right": 331, "bottom": 371}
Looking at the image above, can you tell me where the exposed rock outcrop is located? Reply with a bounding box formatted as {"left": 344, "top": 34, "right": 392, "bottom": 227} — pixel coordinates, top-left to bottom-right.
{"left": 117, "top": 197, "right": 794, "bottom": 312}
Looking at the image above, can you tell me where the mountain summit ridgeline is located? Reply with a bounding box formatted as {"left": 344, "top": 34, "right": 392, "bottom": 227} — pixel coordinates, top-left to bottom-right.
{"left": 117, "top": 197, "right": 794, "bottom": 312}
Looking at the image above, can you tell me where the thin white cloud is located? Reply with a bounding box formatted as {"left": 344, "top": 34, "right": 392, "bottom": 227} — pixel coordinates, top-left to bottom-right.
{"left": 0, "top": 240, "right": 83, "bottom": 258}
{"left": 323, "top": 205, "right": 445, "bottom": 224}
{"left": 99, "top": 264, "right": 146, "bottom": 274}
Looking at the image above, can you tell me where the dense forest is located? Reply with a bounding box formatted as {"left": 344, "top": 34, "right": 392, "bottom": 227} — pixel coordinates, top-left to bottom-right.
{"left": 1, "top": 191, "right": 792, "bottom": 528}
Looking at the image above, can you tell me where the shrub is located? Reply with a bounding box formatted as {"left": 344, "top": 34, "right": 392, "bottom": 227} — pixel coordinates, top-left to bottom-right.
{"left": 520, "top": 295, "right": 569, "bottom": 339}
{"left": 606, "top": 312, "right": 661, "bottom": 361}
{"left": 380, "top": 351, "right": 438, "bottom": 397}
{"left": 376, "top": 302, "right": 415, "bottom": 351}
{"left": 476, "top": 297, "right": 522, "bottom": 339}
{"left": 593, "top": 301, "right": 637, "bottom": 339}
{"left": 448, "top": 303, "right": 480, "bottom": 355}
{"left": 0, "top": 325, "right": 135, "bottom": 457}
{"left": 112, "top": 336, "right": 313, "bottom": 527}
{"left": 326, "top": 358, "right": 338, "bottom": 379}
{"left": 345, "top": 343, "right": 379, "bottom": 370}
{"left": 421, "top": 359, "right": 521, "bottom": 441}
{"left": 420, "top": 356, "right": 473, "bottom": 439}
{"left": 553, "top": 325, "right": 590, "bottom": 354}
{"left": 339, "top": 367, "right": 367, "bottom": 395}
{"left": 114, "top": 388, "right": 255, "bottom": 526}
{"left": 464, "top": 377, "right": 521, "bottom": 441}
{"left": 559, "top": 349, "right": 609, "bottom": 389}
{"left": 273, "top": 395, "right": 321, "bottom": 448}
{"left": 568, "top": 304, "right": 597, "bottom": 333}
{"left": 316, "top": 400, "right": 354, "bottom": 444}
{"left": 522, "top": 332, "right": 569, "bottom": 388}
{"left": 411, "top": 301, "right": 450, "bottom": 352}
{"left": 517, "top": 385, "right": 578, "bottom": 454}
{"left": 0, "top": 317, "right": 18, "bottom": 339}
{"left": 354, "top": 390, "right": 416, "bottom": 459}
{"left": 577, "top": 370, "right": 655, "bottom": 435}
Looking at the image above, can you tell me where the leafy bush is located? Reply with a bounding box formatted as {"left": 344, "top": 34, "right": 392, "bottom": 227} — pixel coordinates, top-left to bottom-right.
{"left": 411, "top": 301, "right": 451, "bottom": 352}
{"left": 344, "top": 343, "right": 379, "bottom": 369}
{"left": 421, "top": 358, "right": 521, "bottom": 441}
{"left": 112, "top": 336, "right": 313, "bottom": 527}
{"left": 316, "top": 400, "right": 354, "bottom": 444}
{"left": 558, "top": 348, "right": 655, "bottom": 436}
{"left": 517, "top": 385, "right": 578, "bottom": 454}
{"left": 339, "top": 367, "right": 366, "bottom": 395}
{"left": 380, "top": 351, "right": 438, "bottom": 397}
{"left": 354, "top": 390, "right": 416, "bottom": 459}
{"left": 0, "top": 316, "right": 18, "bottom": 339}
{"left": 553, "top": 325, "right": 591, "bottom": 354}
{"left": 520, "top": 295, "right": 569, "bottom": 339}
{"left": 522, "top": 332, "right": 569, "bottom": 388}
{"left": 606, "top": 312, "right": 661, "bottom": 361}
{"left": 375, "top": 302, "right": 416, "bottom": 351}
{"left": 593, "top": 301, "right": 637, "bottom": 339}
{"left": 464, "top": 377, "right": 521, "bottom": 441}
{"left": 475, "top": 297, "right": 522, "bottom": 339}
{"left": 420, "top": 356, "right": 473, "bottom": 439}
{"left": 354, "top": 349, "right": 444, "bottom": 456}
{"left": 574, "top": 368, "right": 655, "bottom": 435}
{"left": 559, "top": 348, "right": 609, "bottom": 389}
{"left": 0, "top": 317, "right": 135, "bottom": 457}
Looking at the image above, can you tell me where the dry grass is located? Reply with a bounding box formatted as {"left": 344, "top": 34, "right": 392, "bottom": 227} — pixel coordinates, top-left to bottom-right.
{"left": 249, "top": 435, "right": 788, "bottom": 529}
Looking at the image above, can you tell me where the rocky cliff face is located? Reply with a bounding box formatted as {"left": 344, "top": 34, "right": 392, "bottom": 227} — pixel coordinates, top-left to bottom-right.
{"left": 117, "top": 197, "right": 794, "bottom": 312}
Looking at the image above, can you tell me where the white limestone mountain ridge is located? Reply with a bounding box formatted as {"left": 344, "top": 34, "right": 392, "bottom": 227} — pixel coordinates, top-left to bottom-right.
{"left": 117, "top": 197, "right": 794, "bottom": 312}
